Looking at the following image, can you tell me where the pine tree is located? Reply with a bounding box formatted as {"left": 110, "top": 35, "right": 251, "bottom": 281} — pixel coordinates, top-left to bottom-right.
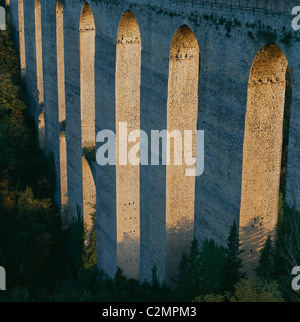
{"left": 175, "top": 238, "right": 202, "bottom": 300}
{"left": 175, "top": 252, "right": 192, "bottom": 301}
{"left": 255, "top": 235, "right": 275, "bottom": 280}
{"left": 189, "top": 238, "right": 201, "bottom": 297}
{"left": 151, "top": 264, "right": 160, "bottom": 291}
{"left": 113, "top": 267, "right": 128, "bottom": 301}
{"left": 199, "top": 239, "right": 226, "bottom": 295}
{"left": 223, "top": 220, "right": 245, "bottom": 293}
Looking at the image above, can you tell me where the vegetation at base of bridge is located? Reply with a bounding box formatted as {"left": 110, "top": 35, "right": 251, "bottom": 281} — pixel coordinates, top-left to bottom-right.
{"left": 0, "top": 3, "right": 300, "bottom": 303}
{"left": 0, "top": 6, "right": 68, "bottom": 299}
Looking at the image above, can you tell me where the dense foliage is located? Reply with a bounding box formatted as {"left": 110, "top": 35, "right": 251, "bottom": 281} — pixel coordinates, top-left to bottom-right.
{"left": 0, "top": 11, "right": 69, "bottom": 300}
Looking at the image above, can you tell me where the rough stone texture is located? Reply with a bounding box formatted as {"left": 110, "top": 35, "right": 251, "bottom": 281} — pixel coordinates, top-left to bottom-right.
{"left": 59, "top": 132, "right": 68, "bottom": 229}
{"left": 240, "top": 43, "right": 288, "bottom": 274}
{"left": 166, "top": 25, "right": 199, "bottom": 281}
{"left": 82, "top": 156, "right": 96, "bottom": 233}
{"left": 80, "top": 3, "right": 95, "bottom": 149}
{"left": 34, "top": 0, "right": 43, "bottom": 105}
{"left": 79, "top": 3, "right": 97, "bottom": 235}
{"left": 116, "top": 11, "right": 141, "bottom": 280}
{"left": 18, "top": 0, "right": 26, "bottom": 78}
{"left": 9, "top": 0, "right": 300, "bottom": 283}
{"left": 56, "top": 1, "right": 65, "bottom": 124}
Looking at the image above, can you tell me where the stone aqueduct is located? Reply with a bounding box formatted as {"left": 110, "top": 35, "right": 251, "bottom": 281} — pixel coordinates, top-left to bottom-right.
{"left": 7, "top": 0, "right": 300, "bottom": 283}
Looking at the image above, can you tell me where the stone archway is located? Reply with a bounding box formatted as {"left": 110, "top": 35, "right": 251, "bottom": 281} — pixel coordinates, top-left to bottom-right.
{"left": 240, "top": 42, "right": 289, "bottom": 274}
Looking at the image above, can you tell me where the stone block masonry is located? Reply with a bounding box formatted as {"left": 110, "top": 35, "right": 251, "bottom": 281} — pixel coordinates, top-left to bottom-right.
{"left": 8, "top": 0, "right": 300, "bottom": 283}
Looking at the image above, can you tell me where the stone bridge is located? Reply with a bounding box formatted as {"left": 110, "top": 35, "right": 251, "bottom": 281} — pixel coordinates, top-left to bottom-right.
{"left": 7, "top": 0, "right": 300, "bottom": 283}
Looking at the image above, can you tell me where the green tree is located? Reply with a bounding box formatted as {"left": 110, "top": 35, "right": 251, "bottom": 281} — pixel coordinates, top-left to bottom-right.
{"left": 189, "top": 238, "right": 201, "bottom": 296}
{"left": 194, "top": 294, "right": 226, "bottom": 302}
{"left": 175, "top": 252, "right": 192, "bottom": 300}
{"left": 82, "top": 210, "right": 97, "bottom": 271}
{"left": 151, "top": 264, "right": 160, "bottom": 292}
{"left": 199, "top": 239, "right": 226, "bottom": 295}
{"left": 175, "top": 238, "right": 201, "bottom": 301}
{"left": 255, "top": 235, "right": 275, "bottom": 280}
{"left": 230, "top": 278, "right": 283, "bottom": 302}
{"left": 113, "top": 267, "right": 129, "bottom": 301}
{"left": 274, "top": 205, "right": 300, "bottom": 302}
{"left": 194, "top": 279, "right": 283, "bottom": 303}
{"left": 223, "top": 220, "right": 245, "bottom": 292}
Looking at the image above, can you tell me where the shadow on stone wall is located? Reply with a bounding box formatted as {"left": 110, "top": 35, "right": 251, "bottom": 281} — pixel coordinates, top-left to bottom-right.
{"left": 240, "top": 216, "right": 276, "bottom": 276}
{"left": 166, "top": 216, "right": 194, "bottom": 285}
{"left": 115, "top": 215, "right": 194, "bottom": 285}
{"left": 117, "top": 233, "right": 140, "bottom": 280}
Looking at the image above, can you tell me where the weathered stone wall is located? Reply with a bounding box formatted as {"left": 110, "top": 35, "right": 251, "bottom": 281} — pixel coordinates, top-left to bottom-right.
{"left": 8, "top": 0, "right": 300, "bottom": 283}
{"left": 18, "top": 0, "right": 26, "bottom": 78}
{"left": 116, "top": 11, "right": 141, "bottom": 280}
{"left": 166, "top": 25, "right": 199, "bottom": 281}
{"left": 240, "top": 43, "right": 288, "bottom": 274}
{"left": 59, "top": 132, "right": 68, "bottom": 229}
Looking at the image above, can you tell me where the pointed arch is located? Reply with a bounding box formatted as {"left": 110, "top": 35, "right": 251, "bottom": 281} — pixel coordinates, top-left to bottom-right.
{"left": 166, "top": 25, "right": 200, "bottom": 281}
{"left": 34, "top": 0, "right": 44, "bottom": 104}
{"left": 59, "top": 132, "right": 69, "bottom": 229}
{"left": 56, "top": 1, "right": 65, "bottom": 124}
{"left": 239, "top": 42, "right": 289, "bottom": 274}
{"left": 79, "top": 2, "right": 95, "bottom": 149}
{"left": 18, "top": 0, "right": 26, "bottom": 78}
{"left": 115, "top": 10, "right": 141, "bottom": 280}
